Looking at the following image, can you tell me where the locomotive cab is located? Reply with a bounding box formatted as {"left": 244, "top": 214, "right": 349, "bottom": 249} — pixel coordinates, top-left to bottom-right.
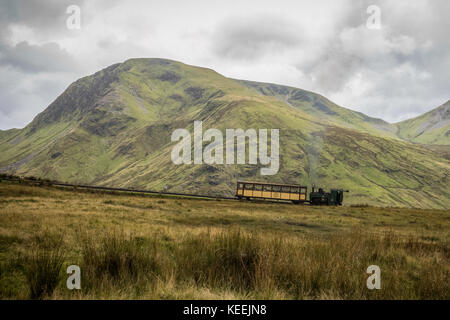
{"left": 309, "top": 188, "right": 349, "bottom": 205}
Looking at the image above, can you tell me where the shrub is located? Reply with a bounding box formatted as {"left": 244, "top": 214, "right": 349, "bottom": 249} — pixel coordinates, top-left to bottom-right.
{"left": 19, "top": 233, "right": 65, "bottom": 299}
{"left": 81, "top": 232, "right": 161, "bottom": 289}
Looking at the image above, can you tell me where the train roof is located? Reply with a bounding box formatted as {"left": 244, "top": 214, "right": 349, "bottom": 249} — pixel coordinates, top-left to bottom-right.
{"left": 237, "top": 181, "right": 307, "bottom": 188}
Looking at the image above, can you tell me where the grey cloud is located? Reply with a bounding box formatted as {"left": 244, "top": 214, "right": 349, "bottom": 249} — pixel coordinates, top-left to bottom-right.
{"left": 211, "top": 15, "right": 302, "bottom": 61}
{"left": 0, "top": 66, "right": 76, "bottom": 129}
{"left": 299, "top": 41, "right": 364, "bottom": 93}
{"left": 0, "top": 41, "right": 79, "bottom": 73}
{"left": 0, "top": 0, "right": 87, "bottom": 40}
{"left": 0, "top": 0, "right": 89, "bottom": 129}
{"left": 286, "top": 0, "right": 450, "bottom": 122}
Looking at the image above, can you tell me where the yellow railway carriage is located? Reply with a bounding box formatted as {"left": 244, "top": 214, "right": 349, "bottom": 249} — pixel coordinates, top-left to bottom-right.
{"left": 236, "top": 181, "right": 307, "bottom": 204}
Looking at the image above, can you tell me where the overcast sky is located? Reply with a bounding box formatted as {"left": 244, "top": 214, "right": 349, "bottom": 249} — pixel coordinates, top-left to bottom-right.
{"left": 0, "top": 0, "right": 449, "bottom": 129}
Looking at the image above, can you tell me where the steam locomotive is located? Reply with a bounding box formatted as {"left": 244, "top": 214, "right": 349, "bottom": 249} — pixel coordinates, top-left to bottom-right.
{"left": 236, "top": 181, "right": 349, "bottom": 205}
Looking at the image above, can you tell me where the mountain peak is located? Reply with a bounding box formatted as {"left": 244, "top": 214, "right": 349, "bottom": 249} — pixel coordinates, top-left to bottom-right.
{"left": 395, "top": 100, "right": 450, "bottom": 145}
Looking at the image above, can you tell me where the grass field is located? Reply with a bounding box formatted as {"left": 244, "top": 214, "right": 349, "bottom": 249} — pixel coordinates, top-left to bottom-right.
{"left": 0, "top": 180, "right": 448, "bottom": 299}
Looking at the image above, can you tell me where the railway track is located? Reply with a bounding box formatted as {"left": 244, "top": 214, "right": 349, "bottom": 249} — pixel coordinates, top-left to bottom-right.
{"left": 1, "top": 176, "right": 306, "bottom": 205}
{"left": 0, "top": 177, "right": 238, "bottom": 201}
{"left": 52, "top": 182, "right": 238, "bottom": 201}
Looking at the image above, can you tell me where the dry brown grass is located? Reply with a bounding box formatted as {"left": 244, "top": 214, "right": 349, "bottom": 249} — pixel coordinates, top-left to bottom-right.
{"left": 0, "top": 181, "right": 448, "bottom": 299}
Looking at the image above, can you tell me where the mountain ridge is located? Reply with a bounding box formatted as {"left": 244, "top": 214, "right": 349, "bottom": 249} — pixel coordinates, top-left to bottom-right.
{"left": 395, "top": 100, "right": 450, "bottom": 145}
{"left": 0, "top": 58, "right": 448, "bottom": 208}
{"left": 0, "top": 57, "right": 447, "bottom": 141}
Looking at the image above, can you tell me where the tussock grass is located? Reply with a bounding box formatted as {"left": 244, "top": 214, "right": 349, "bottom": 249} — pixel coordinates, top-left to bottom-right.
{"left": 0, "top": 182, "right": 448, "bottom": 299}
{"left": 176, "top": 229, "right": 268, "bottom": 291}
{"left": 171, "top": 229, "right": 449, "bottom": 299}
{"left": 16, "top": 233, "right": 66, "bottom": 299}
{"left": 44, "top": 229, "right": 449, "bottom": 299}
{"left": 0, "top": 228, "right": 448, "bottom": 300}
{"left": 81, "top": 232, "right": 161, "bottom": 294}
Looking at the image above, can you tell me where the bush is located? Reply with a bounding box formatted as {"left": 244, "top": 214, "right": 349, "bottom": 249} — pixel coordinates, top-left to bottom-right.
{"left": 81, "top": 232, "right": 161, "bottom": 290}
{"left": 19, "top": 233, "right": 65, "bottom": 299}
{"left": 176, "top": 229, "right": 268, "bottom": 291}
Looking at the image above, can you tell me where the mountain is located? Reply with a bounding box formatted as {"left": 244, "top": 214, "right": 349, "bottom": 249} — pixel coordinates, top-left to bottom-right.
{"left": 0, "top": 58, "right": 449, "bottom": 208}
{"left": 395, "top": 100, "right": 450, "bottom": 145}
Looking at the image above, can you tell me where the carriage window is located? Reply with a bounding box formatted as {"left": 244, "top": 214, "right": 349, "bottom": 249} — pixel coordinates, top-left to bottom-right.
{"left": 238, "top": 183, "right": 244, "bottom": 189}
{"left": 263, "top": 185, "right": 272, "bottom": 191}
{"left": 291, "top": 187, "right": 300, "bottom": 193}
{"left": 245, "top": 184, "right": 254, "bottom": 189}
{"left": 272, "top": 186, "right": 281, "bottom": 192}
{"left": 254, "top": 184, "right": 263, "bottom": 191}
{"left": 282, "top": 186, "right": 291, "bottom": 193}
{"left": 300, "top": 187, "right": 306, "bottom": 193}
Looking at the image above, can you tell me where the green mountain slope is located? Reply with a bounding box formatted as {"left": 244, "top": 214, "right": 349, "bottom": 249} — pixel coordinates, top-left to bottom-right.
{"left": 0, "top": 128, "right": 20, "bottom": 143}
{"left": 237, "top": 80, "right": 398, "bottom": 138}
{"left": 0, "top": 58, "right": 449, "bottom": 208}
{"left": 395, "top": 100, "right": 450, "bottom": 145}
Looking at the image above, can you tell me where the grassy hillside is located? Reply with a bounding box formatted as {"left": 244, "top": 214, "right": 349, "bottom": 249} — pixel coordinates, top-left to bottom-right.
{"left": 0, "top": 58, "right": 449, "bottom": 208}
{"left": 0, "top": 181, "right": 448, "bottom": 299}
{"left": 395, "top": 100, "right": 450, "bottom": 145}
{"left": 0, "top": 128, "right": 20, "bottom": 142}
{"left": 238, "top": 80, "right": 398, "bottom": 138}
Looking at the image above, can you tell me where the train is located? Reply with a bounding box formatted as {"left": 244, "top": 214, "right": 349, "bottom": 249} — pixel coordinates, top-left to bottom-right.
{"left": 236, "top": 181, "right": 349, "bottom": 205}
{"left": 1, "top": 174, "right": 348, "bottom": 206}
